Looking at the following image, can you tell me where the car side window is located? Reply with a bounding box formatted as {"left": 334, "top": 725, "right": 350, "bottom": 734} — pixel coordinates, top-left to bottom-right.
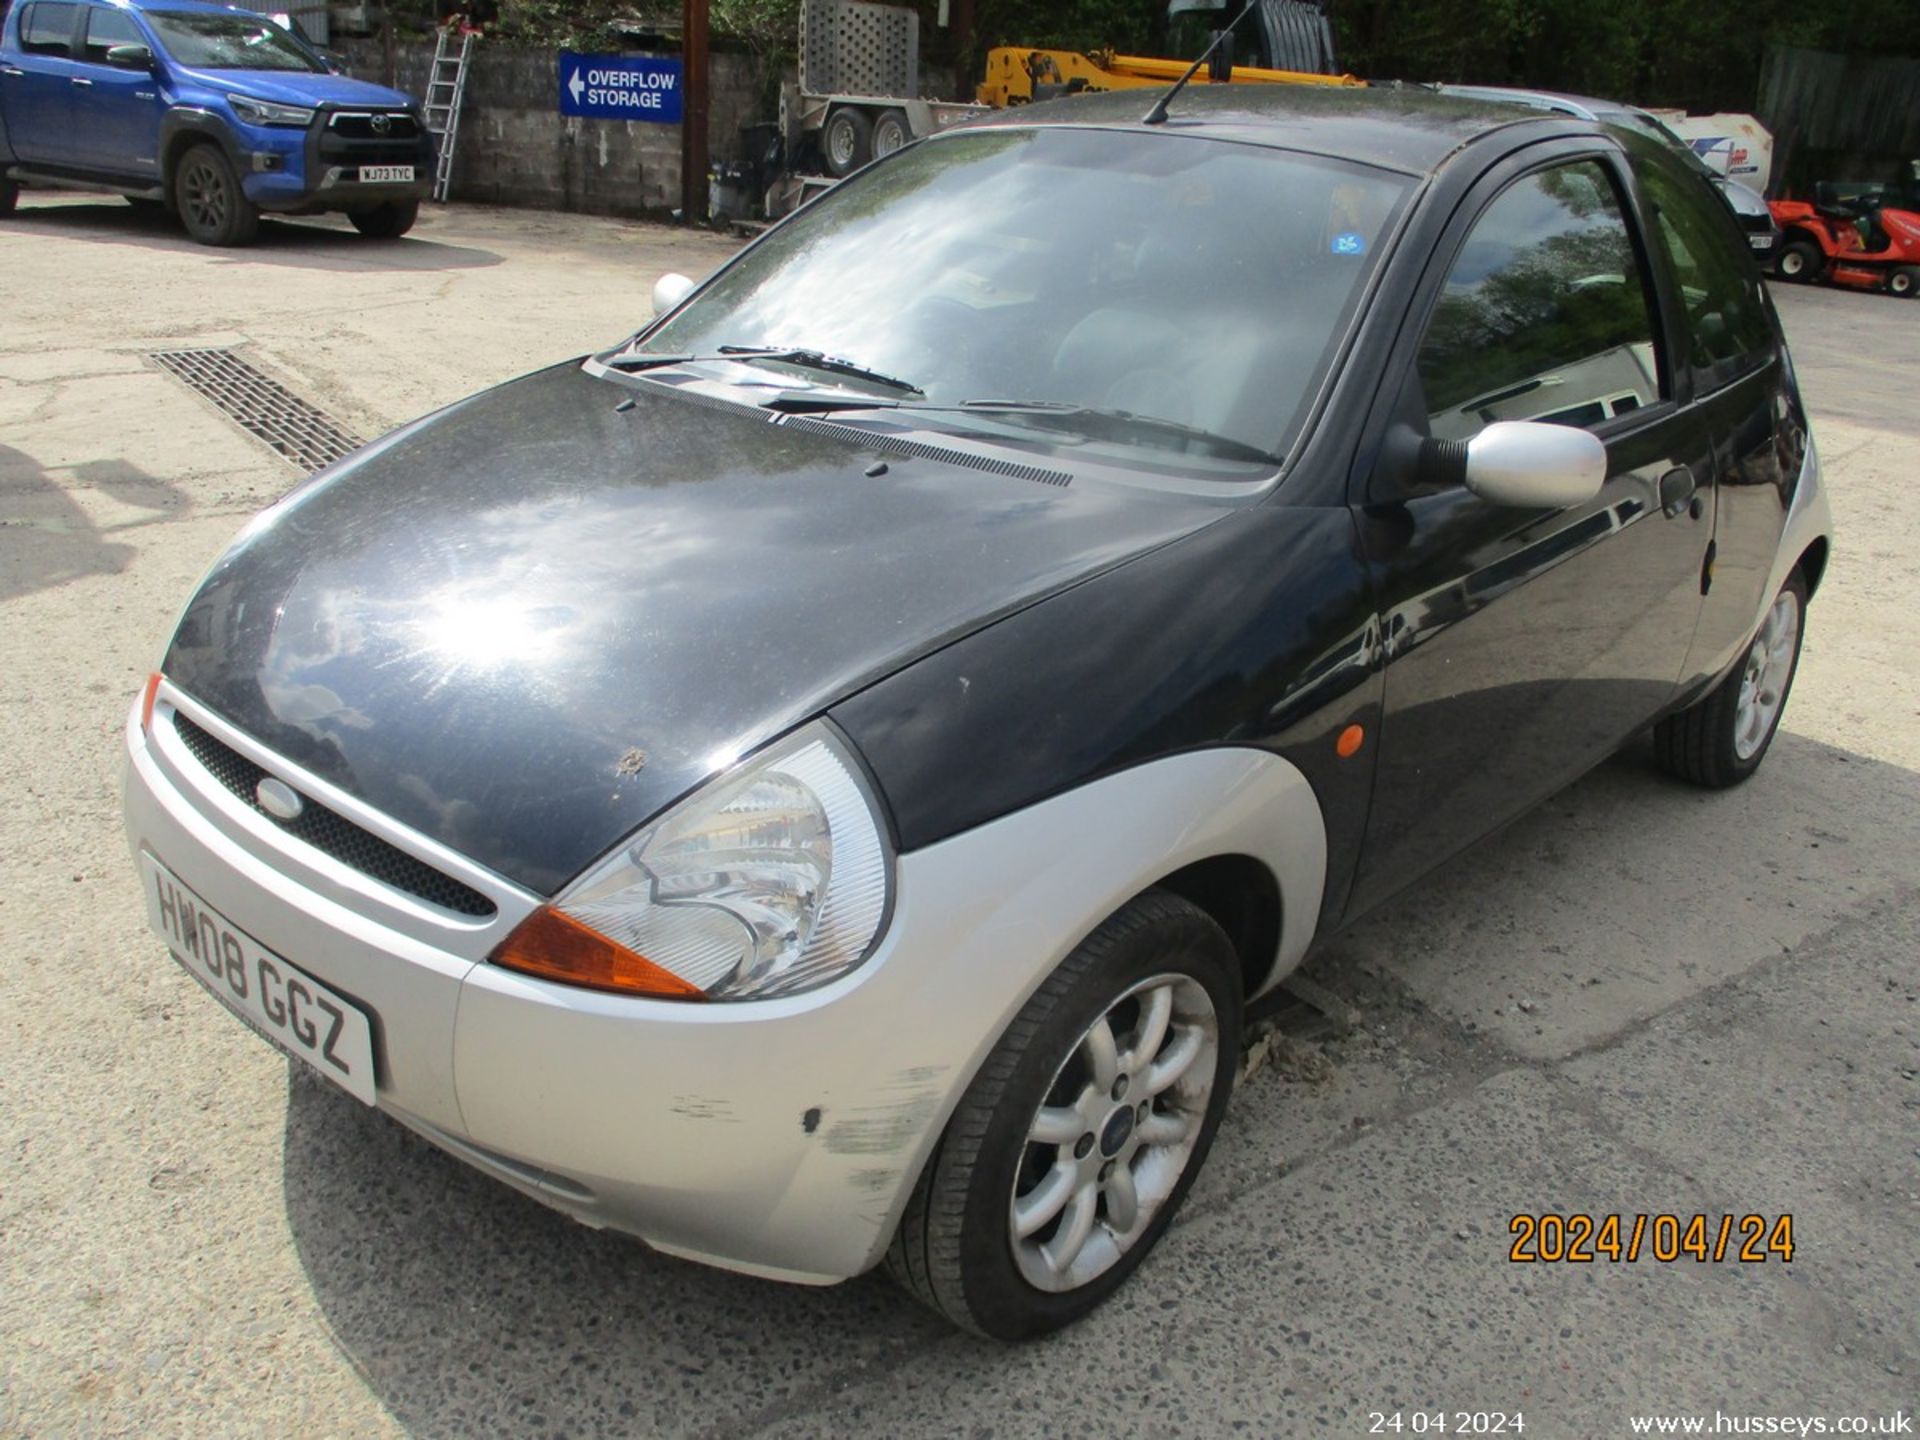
{"left": 1417, "top": 159, "right": 1664, "bottom": 443}
{"left": 20, "top": 0, "right": 77, "bottom": 53}
{"left": 80, "top": 4, "right": 141, "bottom": 60}
{"left": 1635, "top": 161, "right": 1774, "bottom": 393}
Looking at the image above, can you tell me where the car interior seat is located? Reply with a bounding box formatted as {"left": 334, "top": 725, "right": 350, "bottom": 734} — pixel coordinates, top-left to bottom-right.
{"left": 1046, "top": 226, "right": 1352, "bottom": 454}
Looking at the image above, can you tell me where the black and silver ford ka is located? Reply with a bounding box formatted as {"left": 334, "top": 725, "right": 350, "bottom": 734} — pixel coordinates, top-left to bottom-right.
{"left": 124, "top": 83, "right": 1831, "bottom": 1339}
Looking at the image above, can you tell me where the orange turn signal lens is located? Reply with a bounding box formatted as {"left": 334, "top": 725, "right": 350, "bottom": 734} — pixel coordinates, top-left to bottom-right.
{"left": 490, "top": 906, "right": 705, "bottom": 1000}
{"left": 140, "top": 672, "right": 162, "bottom": 732}
{"left": 1335, "top": 723, "right": 1365, "bottom": 759}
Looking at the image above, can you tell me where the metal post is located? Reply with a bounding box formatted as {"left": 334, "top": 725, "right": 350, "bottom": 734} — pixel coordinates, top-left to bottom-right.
{"left": 953, "top": 0, "right": 975, "bottom": 97}
{"left": 682, "top": 0, "right": 710, "bottom": 224}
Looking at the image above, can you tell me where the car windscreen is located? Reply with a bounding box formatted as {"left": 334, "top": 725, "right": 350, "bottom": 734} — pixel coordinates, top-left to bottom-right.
{"left": 636, "top": 127, "right": 1410, "bottom": 466}
{"left": 144, "top": 11, "right": 323, "bottom": 70}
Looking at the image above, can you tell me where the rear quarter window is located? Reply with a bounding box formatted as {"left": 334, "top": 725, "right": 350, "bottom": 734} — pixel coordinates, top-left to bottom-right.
{"left": 20, "top": 0, "right": 78, "bottom": 52}
{"left": 1635, "top": 158, "right": 1775, "bottom": 393}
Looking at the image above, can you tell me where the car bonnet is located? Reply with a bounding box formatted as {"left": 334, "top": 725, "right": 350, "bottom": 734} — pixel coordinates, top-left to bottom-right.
{"left": 160, "top": 361, "right": 1230, "bottom": 895}
{"left": 186, "top": 68, "right": 416, "bottom": 109}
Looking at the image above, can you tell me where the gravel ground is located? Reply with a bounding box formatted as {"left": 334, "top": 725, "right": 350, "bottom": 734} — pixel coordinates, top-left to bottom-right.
{"left": 1, "top": 195, "right": 1914, "bottom": 1439}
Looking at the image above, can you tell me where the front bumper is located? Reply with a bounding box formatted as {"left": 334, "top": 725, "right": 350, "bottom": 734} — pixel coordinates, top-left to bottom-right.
{"left": 1745, "top": 223, "right": 1783, "bottom": 262}
{"left": 123, "top": 685, "right": 1058, "bottom": 1282}
{"left": 235, "top": 110, "right": 435, "bottom": 212}
{"left": 126, "top": 685, "right": 1325, "bottom": 1284}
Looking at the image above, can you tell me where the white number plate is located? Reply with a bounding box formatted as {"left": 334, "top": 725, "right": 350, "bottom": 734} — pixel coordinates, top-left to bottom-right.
{"left": 1749, "top": 233, "right": 1774, "bottom": 249}
{"left": 359, "top": 165, "right": 414, "bottom": 183}
{"left": 144, "top": 855, "right": 377, "bottom": 1105}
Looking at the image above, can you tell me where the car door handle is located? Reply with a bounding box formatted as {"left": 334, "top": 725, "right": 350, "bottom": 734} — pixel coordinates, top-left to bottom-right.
{"left": 71, "top": 75, "right": 94, "bottom": 87}
{"left": 1, "top": 65, "right": 25, "bottom": 77}
{"left": 1658, "top": 468, "right": 1697, "bottom": 519}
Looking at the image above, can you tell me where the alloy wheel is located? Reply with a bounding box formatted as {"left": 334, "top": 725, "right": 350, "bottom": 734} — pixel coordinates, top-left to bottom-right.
{"left": 1734, "top": 589, "right": 1800, "bottom": 760}
{"left": 183, "top": 161, "right": 228, "bottom": 233}
{"left": 1009, "top": 972, "right": 1219, "bottom": 1293}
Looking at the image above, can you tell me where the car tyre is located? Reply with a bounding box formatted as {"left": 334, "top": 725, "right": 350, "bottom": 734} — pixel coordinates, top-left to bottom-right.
{"left": 1772, "top": 239, "right": 1823, "bottom": 283}
{"left": 871, "top": 107, "right": 912, "bottom": 160}
{"left": 821, "top": 105, "right": 873, "bottom": 178}
{"left": 1888, "top": 265, "right": 1920, "bottom": 298}
{"left": 1653, "top": 571, "right": 1807, "bottom": 788}
{"left": 886, "top": 889, "right": 1240, "bottom": 1340}
{"left": 348, "top": 200, "right": 420, "bottom": 239}
{"left": 0, "top": 178, "right": 18, "bottom": 215}
{"left": 174, "top": 143, "right": 259, "bottom": 247}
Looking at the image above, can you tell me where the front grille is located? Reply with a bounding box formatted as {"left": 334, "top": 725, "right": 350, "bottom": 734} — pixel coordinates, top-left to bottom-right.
{"left": 321, "top": 138, "right": 427, "bottom": 164}
{"left": 171, "top": 713, "right": 497, "bottom": 919}
{"left": 328, "top": 111, "right": 421, "bottom": 140}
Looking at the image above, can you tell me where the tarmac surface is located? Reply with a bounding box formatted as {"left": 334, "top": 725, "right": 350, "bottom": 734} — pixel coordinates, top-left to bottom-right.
{"left": 1, "top": 196, "right": 1915, "bottom": 1439}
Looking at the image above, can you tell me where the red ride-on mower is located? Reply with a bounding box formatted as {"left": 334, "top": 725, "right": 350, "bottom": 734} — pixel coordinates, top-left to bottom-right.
{"left": 1768, "top": 180, "right": 1920, "bottom": 297}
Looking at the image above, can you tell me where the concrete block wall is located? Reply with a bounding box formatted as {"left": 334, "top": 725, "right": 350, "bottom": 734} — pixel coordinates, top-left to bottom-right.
{"left": 339, "top": 39, "right": 763, "bottom": 218}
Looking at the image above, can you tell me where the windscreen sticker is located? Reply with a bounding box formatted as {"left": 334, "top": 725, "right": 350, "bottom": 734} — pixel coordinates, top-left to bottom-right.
{"left": 1331, "top": 231, "right": 1367, "bottom": 256}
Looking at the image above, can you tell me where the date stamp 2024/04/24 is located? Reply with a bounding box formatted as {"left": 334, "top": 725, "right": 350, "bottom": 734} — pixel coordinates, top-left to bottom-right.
{"left": 1507, "top": 1213, "right": 1794, "bottom": 1264}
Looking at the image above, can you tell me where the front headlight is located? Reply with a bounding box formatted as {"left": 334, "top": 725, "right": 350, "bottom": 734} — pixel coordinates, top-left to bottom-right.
{"left": 491, "top": 722, "right": 891, "bottom": 1002}
{"left": 229, "top": 94, "right": 316, "bottom": 127}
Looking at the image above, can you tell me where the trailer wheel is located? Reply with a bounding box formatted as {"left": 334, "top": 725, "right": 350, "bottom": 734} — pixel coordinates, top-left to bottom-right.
{"left": 1773, "top": 239, "right": 1823, "bottom": 283}
{"left": 821, "top": 106, "right": 873, "bottom": 178}
{"left": 1889, "top": 266, "right": 1920, "bottom": 298}
{"left": 872, "top": 108, "right": 912, "bottom": 160}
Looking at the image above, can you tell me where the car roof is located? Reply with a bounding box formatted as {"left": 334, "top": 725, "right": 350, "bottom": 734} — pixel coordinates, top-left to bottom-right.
{"left": 108, "top": 0, "right": 265, "bottom": 15}
{"left": 959, "top": 82, "right": 1572, "bottom": 177}
{"left": 1433, "top": 84, "right": 1647, "bottom": 124}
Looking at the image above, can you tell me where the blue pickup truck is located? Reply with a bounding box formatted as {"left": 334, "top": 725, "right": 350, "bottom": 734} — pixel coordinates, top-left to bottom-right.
{"left": 0, "top": 0, "right": 434, "bottom": 244}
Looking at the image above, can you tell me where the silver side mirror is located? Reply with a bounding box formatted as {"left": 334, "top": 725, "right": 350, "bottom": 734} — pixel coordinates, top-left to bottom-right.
{"left": 1463, "top": 421, "right": 1608, "bottom": 508}
{"left": 651, "top": 272, "right": 696, "bottom": 318}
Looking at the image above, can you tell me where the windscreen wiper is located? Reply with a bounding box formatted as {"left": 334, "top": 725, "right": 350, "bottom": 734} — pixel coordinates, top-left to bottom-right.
{"left": 749, "top": 393, "right": 1274, "bottom": 461}
{"left": 604, "top": 345, "right": 923, "bottom": 396}
{"left": 947, "top": 400, "right": 1276, "bottom": 462}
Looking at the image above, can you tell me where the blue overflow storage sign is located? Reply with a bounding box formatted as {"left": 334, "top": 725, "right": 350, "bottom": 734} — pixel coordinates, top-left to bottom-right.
{"left": 559, "top": 52, "right": 683, "bottom": 123}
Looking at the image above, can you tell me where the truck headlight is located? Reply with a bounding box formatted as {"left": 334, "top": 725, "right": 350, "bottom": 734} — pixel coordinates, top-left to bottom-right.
{"left": 229, "top": 95, "right": 316, "bottom": 127}
{"left": 490, "top": 722, "right": 891, "bottom": 1001}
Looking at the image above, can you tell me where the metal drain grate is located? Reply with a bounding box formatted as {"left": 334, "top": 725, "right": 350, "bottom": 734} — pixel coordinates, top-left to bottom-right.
{"left": 150, "top": 348, "right": 364, "bottom": 472}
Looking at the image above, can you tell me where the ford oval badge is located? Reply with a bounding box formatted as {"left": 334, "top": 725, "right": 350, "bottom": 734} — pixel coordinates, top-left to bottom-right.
{"left": 256, "top": 777, "right": 305, "bottom": 821}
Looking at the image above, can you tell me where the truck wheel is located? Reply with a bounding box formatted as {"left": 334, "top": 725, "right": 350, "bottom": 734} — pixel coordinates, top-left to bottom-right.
{"left": 1888, "top": 266, "right": 1920, "bottom": 298}
{"left": 0, "top": 179, "right": 18, "bottom": 215}
{"left": 1773, "top": 239, "right": 1822, "bottom": 283}
{"left": 348, "top": 200, "right": 419, "bottom": 239}
{"left": 174, "top": 143, "right": 259, "bottom": 246}
{"left": 872, "top": 108, "right": 912, "bottom": 160}
{"left": 821, "top": 106, "right": 872, "bottom": 178}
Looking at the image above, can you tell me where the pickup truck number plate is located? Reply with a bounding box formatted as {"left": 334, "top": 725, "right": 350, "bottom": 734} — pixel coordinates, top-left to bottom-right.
{"left": 360, "top": 165, "right": 415, "bottom": 183}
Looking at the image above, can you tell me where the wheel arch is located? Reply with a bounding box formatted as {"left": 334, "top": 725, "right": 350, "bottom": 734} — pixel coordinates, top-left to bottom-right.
{"left": 841, "top": 746, "right": 1328, "bottom": 1276}
{"left": 1795, "top": 535, "right": 1829, "bottom": 598}
{"left": 158, "top": 111, "right": 242, "bottom": 198}
{"left": 1151, "top": 853, "right": 1284, "bottom": 1003}
{"left": 1779, "top": 226, "right": 1829, "bottom": 261}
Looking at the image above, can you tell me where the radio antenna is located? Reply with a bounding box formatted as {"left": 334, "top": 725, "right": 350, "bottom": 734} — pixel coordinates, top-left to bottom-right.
{"left": 1143, "top": 2, "right": 1258, "bottom": 125}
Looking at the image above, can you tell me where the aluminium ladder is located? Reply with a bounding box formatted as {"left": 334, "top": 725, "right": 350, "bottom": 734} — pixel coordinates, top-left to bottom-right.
{"left": 423, "top": 28, "right": 478, "bottom": 202}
